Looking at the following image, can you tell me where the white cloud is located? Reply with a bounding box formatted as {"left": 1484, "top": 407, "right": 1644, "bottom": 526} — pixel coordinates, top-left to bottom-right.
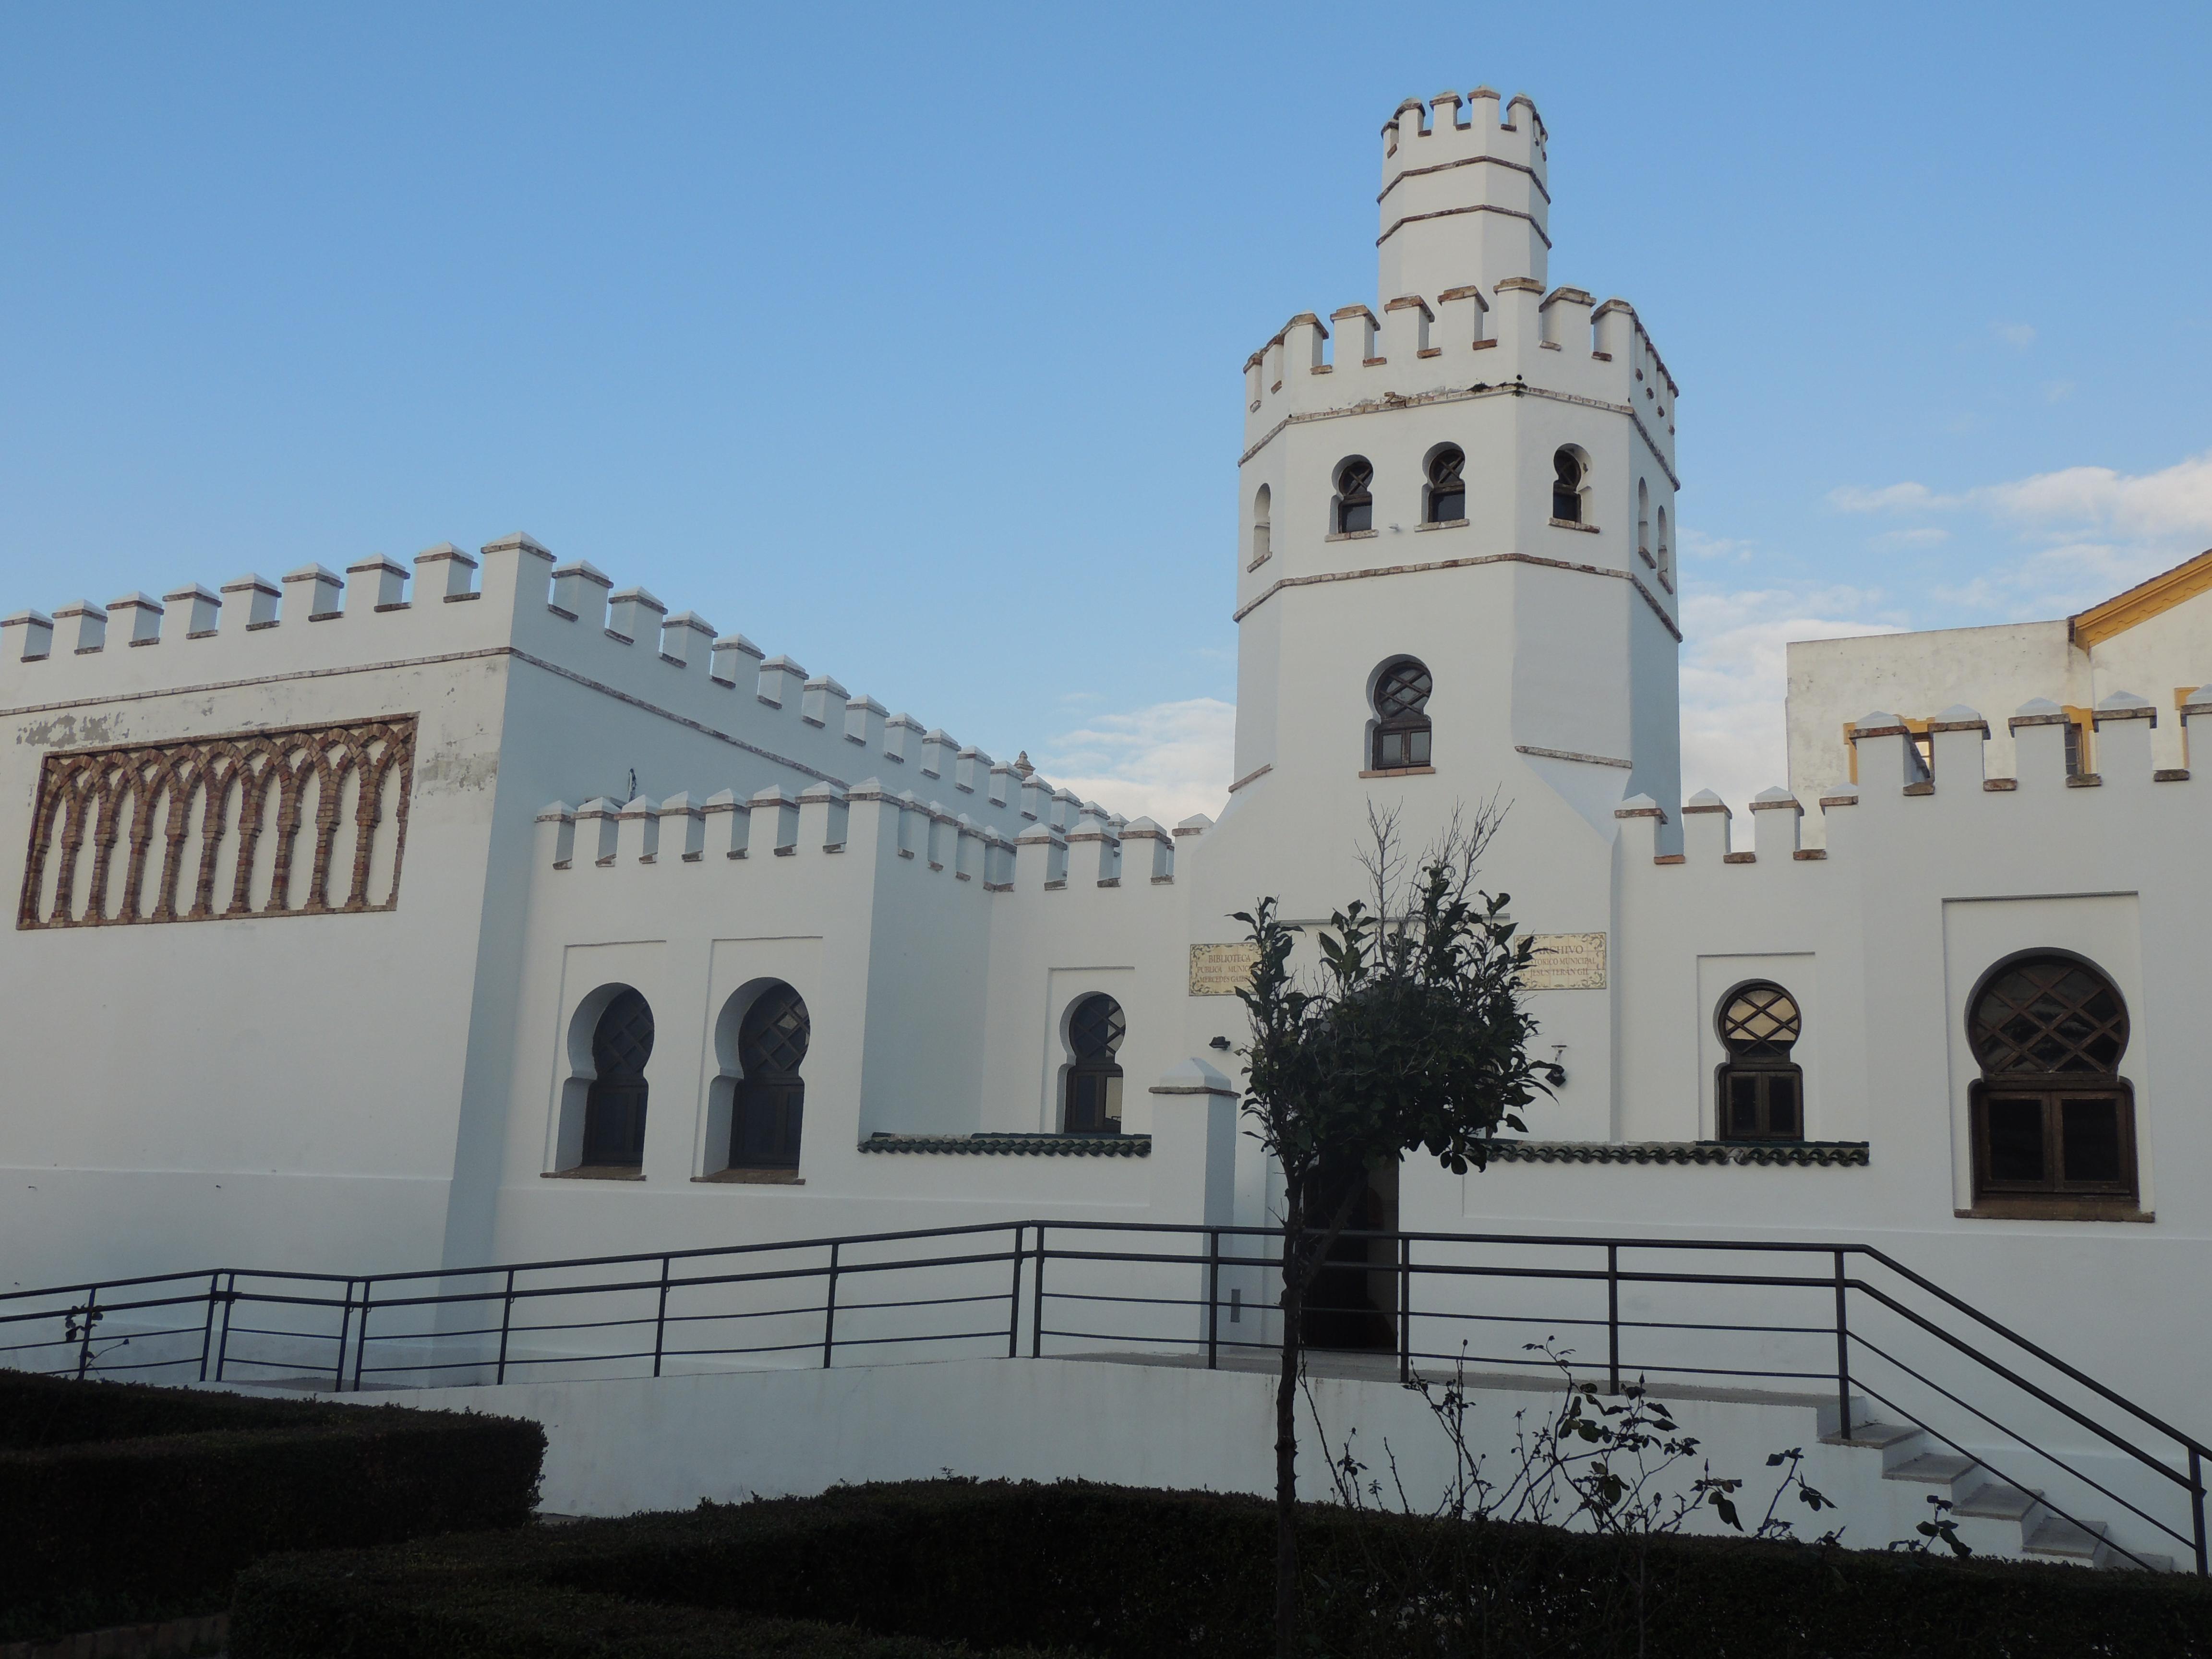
{"left": 1974, "top": 452, "right": 2212, "bottom": 541}
{"left": 1034, "top": 696, "right": 1235, "bottom": 826}
{"left": 1677, "top": 584, "right": 1904, "bottom": 816}
{"left": 1826, "top": 481, "right": 1952, "bottom": 513}
{"left": 2043, "top": 380, "right": 2075, "bottom": 404}
{"left": 1681, "top": 527, "right": 1756, "bottom": 563}
{"left": 1994, "top": 322, "right": 2036, "bottom": 350}
{"left": 1825, "top": 449, "right": 2212, "bottom": 621}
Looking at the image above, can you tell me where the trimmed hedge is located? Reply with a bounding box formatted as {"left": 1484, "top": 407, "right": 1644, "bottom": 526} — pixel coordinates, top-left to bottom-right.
{"left": 0, "top": 1370, "right": 544, "bottom": 1643}
{"left": 231, "top": 1479, "right": 2212, "bottom": 1659}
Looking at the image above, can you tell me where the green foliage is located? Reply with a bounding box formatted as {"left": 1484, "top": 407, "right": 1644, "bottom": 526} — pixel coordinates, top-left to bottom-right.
{"left": 0, "top": 1370, "right": 544, "bottom": 1643}
{"left": 1234, "top": 807, "right": 1547, "bottom": 1203}
{"left": 228, "top": 1479, "right": 2212, "bottom": 1659}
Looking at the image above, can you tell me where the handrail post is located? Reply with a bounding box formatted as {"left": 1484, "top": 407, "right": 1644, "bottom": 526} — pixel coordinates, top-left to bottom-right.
{"left": 331, "top": 1278, "right": 355, "bottom": 1392}
{"left": 215, "top": 1274, "right": 237, "bottom": 1384}
{"left": 73, "top": 1285, "right": 98, "bottom": 1380}
{"left": 495, "top": 1267, "right": 515, "bottom": 1385}
{"left": 1833, "top": 1248, "right": 1852, "bottom": 1441}
{"left": 653, "top": 1255, "right": 672, "bottom": 1379}
{"left": 821, "top": 1242, "right": 840, "bottom": 1369}
{"left": 1607, "top": 1244, "right": 1621, "bottom": 1395}
{"left": 1030, "top": 1225, "right": 1046, "bottom": 1358}
{"left": 1207, "top": 1229, "right": 1221, "bottom": 1370}
{"left": 1007, "top": 1224, "right": 1025, "bottom": 1358}
{"left": 348, "top": 1279, "right": 371, "bottom": 1392}
{"left": 1397, "top": 1234, "right": 1412, "bottom": 1385}
{"left": 197, "top": 1272, "right": 220, "bottom": 1382}
{"left": 2192, "top": 1445, "right": 2207, "bottom": 1577}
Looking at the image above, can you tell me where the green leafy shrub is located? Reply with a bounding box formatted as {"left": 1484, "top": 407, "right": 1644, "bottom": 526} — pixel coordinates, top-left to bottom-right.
{"left": 0, "top": 1370, "right": 543, "bottom": 1643}
{"left": 231, "top": 1479, "right": 2212, "bottom": 1659}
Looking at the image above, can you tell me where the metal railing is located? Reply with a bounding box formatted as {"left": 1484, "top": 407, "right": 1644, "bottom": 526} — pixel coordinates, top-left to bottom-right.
{"left": 3, "top": 1220, "right": 2202, "bottom": 1573}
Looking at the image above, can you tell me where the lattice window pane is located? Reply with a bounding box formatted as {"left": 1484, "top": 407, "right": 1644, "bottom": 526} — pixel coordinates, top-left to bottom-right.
{"left": 592, "top": 989, "right": 655, "bottom": 1080}
{"left": 1970, "top": 958, "right": 2128, "bottom": 1075}
{"left": 1069, "top": 994, "right": 1125, "bottom": 1062}
{"left": 1719, "top": 984, "right": 1801, "bottom": 1058}
{"left": 740, "top": 985, "right": 811, "bottom": 1077}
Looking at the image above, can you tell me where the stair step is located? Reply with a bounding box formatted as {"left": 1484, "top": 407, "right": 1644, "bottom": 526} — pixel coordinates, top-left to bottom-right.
{"left": 1887, "top": 1452, "right": 1975, "bottom": 1485}
{"left": 1952, "top": 1482, "right": 2038, "bottom": 1521}
{"left": 2101, "top": 1546, "right": 2177, "bottom": 1573}
{"left": 2025, "top": 1513, "right": 2106, "bottom": 1560}
{"left": 1820, "top": 1421, "right": 1920, "bottom": 1450}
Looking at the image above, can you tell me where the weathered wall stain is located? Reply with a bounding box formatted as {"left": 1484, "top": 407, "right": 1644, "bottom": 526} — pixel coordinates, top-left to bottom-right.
{"left": 416, "top": 740, "right": 500, "bottom": 795}
{"left": 17, "top": 713, "right": 126, "bottom": 749}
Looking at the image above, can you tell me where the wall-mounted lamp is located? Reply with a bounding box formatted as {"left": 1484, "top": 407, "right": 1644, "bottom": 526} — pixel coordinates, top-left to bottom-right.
{"left": 1208, "top": 1035, "right": 1232, "bottom": 1052}
{"left": 1543, "top": 1044, "right": 1568, "bottom": 1088}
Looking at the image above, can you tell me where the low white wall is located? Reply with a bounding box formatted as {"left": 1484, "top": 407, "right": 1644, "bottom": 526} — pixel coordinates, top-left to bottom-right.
{"left": 327, "top": 1355, "right": 2156, "bottom": 1564}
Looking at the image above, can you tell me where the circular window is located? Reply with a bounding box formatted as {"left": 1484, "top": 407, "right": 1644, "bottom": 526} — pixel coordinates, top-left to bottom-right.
{"left": 1969, "top": 956, "right": 2127, "bottom": 1075}
{"left": 1719, "top": 983, "right": 1801, "bottom": 1059}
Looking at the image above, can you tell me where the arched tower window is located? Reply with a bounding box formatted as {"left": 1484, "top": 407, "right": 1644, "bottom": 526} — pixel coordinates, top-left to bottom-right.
{"left": 1063, "top": 993, "right": 1126, "bottom": 1134}
{"left": 1968, "top": 955, "right": 2136, "bottom": 1206}
{"left": 1656, "top": 505, "right": 1671, "bottom": 584}
{"left": 1637, "top": 480, "right": 1651, "bottom": 564}
{"left": 1370, "top": 658, "right": 1433, "bottom": 770}
{"left": 1425, "top": 447, "right": 1466, "bottom": 523}
{"left": 733, "top": 983, "right": 810, "bottom": 1170}
{"left": 1250, "top": 484, "right": 1272, "bottom": 569}
{"left": 581, "top": 988, "right": 654, "bottom": 1168}
{"left": 1715, "top": 983, "right": 1803, "bottom": 1141}
{"left": 1551, "top": 448, "right": 1586, "bottom": 523}
{"left": 1334, "top": 459, "right": 1374, "bottom": 535}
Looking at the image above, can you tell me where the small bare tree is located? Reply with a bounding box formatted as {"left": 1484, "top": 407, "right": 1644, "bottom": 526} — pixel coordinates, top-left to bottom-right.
{"left": 1235, "top": 803, "right": 1550, "bottom": 1659}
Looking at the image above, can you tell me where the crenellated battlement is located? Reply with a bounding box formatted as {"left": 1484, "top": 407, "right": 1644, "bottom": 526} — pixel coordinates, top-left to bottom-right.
{"left": 531, "top": 786, "right": 1195, "bottom": 902}
{"left": 1630, "top": 691, "right": 2211, "bottom": 877}
{"left": 1240, "top": 282, "right": 1676, "bottom": 482}
{"left": 1240, "top": 87, "right": 1675, "bottom": 476}
{"left": 0, "top": 534, "right": 1111, "bottom": 844}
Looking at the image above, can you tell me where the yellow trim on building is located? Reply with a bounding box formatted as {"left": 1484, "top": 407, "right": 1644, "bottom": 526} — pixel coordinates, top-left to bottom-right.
{"left": 2069, "top": 548, "right": 2212, "bottom": 649}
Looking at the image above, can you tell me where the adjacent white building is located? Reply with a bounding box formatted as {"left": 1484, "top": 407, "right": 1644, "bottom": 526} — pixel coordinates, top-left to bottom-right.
{"left": 4, "top": 88, "right": 2207, "bottom": 1476}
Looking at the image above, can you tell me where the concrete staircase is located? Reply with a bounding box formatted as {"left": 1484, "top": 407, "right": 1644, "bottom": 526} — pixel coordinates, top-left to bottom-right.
{"left": 1820, "top": 1409, "right": 2174, "bottom": 1571}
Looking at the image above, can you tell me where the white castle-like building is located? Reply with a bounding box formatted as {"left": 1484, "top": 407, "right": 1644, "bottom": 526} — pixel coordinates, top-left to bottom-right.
{"left": 4, "top": 89, "right": 2209, "bottom": 1479}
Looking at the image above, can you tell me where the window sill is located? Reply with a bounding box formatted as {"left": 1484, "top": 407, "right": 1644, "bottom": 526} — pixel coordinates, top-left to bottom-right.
{"left": 542, "top": 1166, "right": 645, "bottom": 1181}
{"left": 1359, "top": 766, "right": 1435, "bottom": 779}
{"left": 1957, "top": 1199, "right": 2151, "bottom": 1223}
{"left": 694, "top": 1168, "right": 805, "bottom": 1185}
{"left": 1325, "top": 529, "right": 1379, "bottom": 542}
{"left": 1414, "top": 518, "right": 1468, "bottom": 532}
{"left": 1549, "top": 517, "right": 1600, "bottom": 534}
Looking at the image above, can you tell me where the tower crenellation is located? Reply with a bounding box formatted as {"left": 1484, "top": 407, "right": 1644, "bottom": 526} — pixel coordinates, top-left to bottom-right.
{"left": 1379, "top": 87, "right": 1550, "bottom": 302}
{"left": 1228, "top": 84, "right": 1684, "bottom": 836}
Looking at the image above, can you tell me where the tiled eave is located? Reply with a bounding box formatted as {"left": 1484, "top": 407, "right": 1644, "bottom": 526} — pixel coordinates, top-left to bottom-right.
{"left": 1486, "top": 1140, "right": 1869, "bottom": 1168}
{"left": 858, "top": 1133, "right": 1151, "bottom": 1158}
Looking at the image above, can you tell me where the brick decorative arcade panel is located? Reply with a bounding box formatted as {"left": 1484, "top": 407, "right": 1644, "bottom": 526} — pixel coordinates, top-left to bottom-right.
{"left": 17, "top": 716, "right": 416, "bottom": 928}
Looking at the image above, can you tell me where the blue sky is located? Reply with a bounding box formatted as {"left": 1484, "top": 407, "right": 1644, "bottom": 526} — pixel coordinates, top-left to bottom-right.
{"left": 4, "top": 2, "right": 2208, "bottom": 818}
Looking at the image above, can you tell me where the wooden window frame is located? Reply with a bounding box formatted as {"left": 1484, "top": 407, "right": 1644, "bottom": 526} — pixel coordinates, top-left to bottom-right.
{"left": 1968, "top": 1082, "right": 2138, "bottom": 1203}
{"left": 580, "top": 987, "right": 654, "bottom": 1171}
{"left": 1334, "top": 459, "right": 1374, "bottom": 535}
{"left": 1551, "top": 449, "right": 1584, "bottom": 524}
{"left": 1424, "top": 447, "right": 1466, "bottom": 525}
{"left": 1714, "top": 980, "right": 1805, "bottom": 1143}
{"left": 1063, "top": 993, "right": 1127, "bottom": 1135}
{"left": 731, "top": 983, "right": 809, "bottom": 1171}
{"left": 1370, "top": 659, "right": 1433, "bottom": 772}
{"left": 1964, "top": 952, "right": 2139, "bottom": 1215}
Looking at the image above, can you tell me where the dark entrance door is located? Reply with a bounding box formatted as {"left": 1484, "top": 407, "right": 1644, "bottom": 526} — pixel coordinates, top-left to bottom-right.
{"left": 1300, "top": 1156, "right": 1399, "bottom": 1352}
